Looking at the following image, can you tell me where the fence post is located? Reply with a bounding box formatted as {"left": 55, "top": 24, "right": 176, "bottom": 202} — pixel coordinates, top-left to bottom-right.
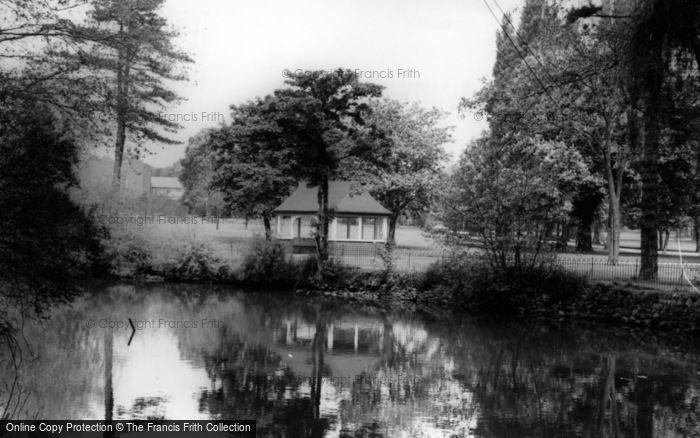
{"left": 590, "top": 257, "right": 594, "bottom": 278}
{"left": 635, "top": 259, "right": 639, "bottom": 279}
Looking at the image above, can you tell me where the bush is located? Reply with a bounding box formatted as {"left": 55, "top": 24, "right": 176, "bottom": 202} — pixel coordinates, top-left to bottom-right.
{"left": 462, "top": 265, "right": 587, "bottom": 314}
{"left": 418, "top": 255, "right": 586, "bottom": 314}
{"left": 167, "top": 238, "right": 225, "bottom": 282}
{"left": 418, "top": 254, "right": 481, "bottom": 296}
{"left": 101, "top": 227, "right": 153, "bottom": 277}
{"left": 239, "top": 237, "right": 298, "bottom": 287}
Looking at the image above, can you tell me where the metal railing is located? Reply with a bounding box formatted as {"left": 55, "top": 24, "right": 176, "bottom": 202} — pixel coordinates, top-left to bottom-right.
{"left": 226, "top": 240, "right": 700, "bottom": 292}
{"left": 555, "top": 256, "right": 700, "bottom": 292}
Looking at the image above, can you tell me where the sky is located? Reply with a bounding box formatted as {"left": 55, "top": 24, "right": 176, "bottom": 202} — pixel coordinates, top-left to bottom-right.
{"left": 142, "top": 0, "right": 525, "bottom": 168}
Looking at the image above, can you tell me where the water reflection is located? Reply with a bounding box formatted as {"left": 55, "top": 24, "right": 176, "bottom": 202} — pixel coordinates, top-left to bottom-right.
{"left": 1, "top": 283, "right": 699, "bottom": 437}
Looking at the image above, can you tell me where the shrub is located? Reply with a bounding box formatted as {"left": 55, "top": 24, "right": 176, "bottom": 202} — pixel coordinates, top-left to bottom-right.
{"left": 101, "top": 227, "right": 153, "bottom": 277}
{"left": 462, "top": 265, "right": 586, "bottom": 314}
{"left": 168, "top": 238, "right": 225, "bottom": 282}
{"left": 309, "top": 258, "right": 374, "bottom": 291}
{"left": 418, "top": 254, "right": 481, "bottom": 296}
{"left": 239, "top": 237, "right": 297, "bottom": 287}
{"left": 418, "top": 255, "right": 586, "bottom": 314}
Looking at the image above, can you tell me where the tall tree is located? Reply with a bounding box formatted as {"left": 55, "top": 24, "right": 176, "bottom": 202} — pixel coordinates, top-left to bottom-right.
{"left": 180, "top": 129, "right": 225, "bottom": 217}
{"left": 361, "top": 98, "right": 451, "bottom": 244}
{"left": 208, "top": 97, "right": 297, "bottom": 239}
{"left": 572, "top": 0, "right": 700, "bottom": 277}
{"left": 73, "top": 0, "right": 192, "bottom": 190}
{"left": 273, "top": 69, "right": 383, "bottom": 271}
{"left": 463, "top": 0, "right": 625, "bottom": 261}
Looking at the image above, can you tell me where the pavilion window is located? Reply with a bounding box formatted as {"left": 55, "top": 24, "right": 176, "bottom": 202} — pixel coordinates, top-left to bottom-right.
{"left": 362, "top": 217, "right": 376, "bottom": 240}
{"left": 280, "top": 216, "right": 292, "bottom": 238}
{"left": 336, "top": 216, "right": 360, "bottom": 240}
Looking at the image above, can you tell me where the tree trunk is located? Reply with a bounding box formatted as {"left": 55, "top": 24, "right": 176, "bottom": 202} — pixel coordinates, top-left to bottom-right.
{"left": 695, "top": 217, "right": 700, "bottom": 252}
{"left": 559, "top": 222, "right": 571, "bottom": 250}
{"left": 315, "top": 177, "right": 330, "bottom": 274}
{"left": 593, "top": 219, "right": 603, "bottom": 246}
{"left": 111, "top": 39, "right": 128, "bottom": 192}
{"left": 607, "top": 198, "right": 621, "bottom": 264}
{"left": 639, "top": 176, "right": 659, "bottom": 280}
{"left": 635, "top": 5, "right": 664, "bottom": 281}
{"left": 575, "top": 215, "right": 594, "bottom": 252}
{"left": 387, "top": 214, "right": 398, "bottom": 245}
{"left": 658, "top": 228, "right": 670, "bottom": 253}
{"left": 263, "top": 214, "right": 272, "bottom": 240}
{"left": 111, "top": 108, "right": 126, "bottom": 192}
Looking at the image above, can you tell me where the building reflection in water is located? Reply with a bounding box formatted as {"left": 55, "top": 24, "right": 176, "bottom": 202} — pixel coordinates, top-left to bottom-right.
{"left": 3, "top": 285, "right": 700, "bottom": 438}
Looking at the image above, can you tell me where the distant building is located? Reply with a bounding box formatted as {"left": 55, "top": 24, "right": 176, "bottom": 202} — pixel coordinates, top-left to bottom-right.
{"left": 273, "top": 181, "right": 391, "bottom": 243}
{"left": 150, "top": 176, "right": 184, "bottom": 200}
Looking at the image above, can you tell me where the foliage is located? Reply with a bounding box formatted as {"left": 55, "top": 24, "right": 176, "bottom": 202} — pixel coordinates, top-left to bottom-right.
{"left": 167, "top": 238, "right": 226, "bottom": 282}
{"left": 0, "top": 99, "right": 104, "bottom": 324}
{"left": 100, "top": 227, "right": 153, "bottom": 277}
{"left": 417, "top": 253, "right": 481, "bottom": 298}
{"left": 270, "top": 69, "right": 385, "bottom": 271}
{"left": 442, "top": 135, "right": 590, "bottom": 271}
{"left": 208, "top": 97, "right": 297, "bottom": 238}
{"left": 462, "top": 2, "right": 627, "bottom": 262}
{"left": 239, "top": 237, "right": 298, "bottom": 287}
{"left": 68, "top": 0, "right": 193, "bottom": 187}
{"left": 180, "top": 129, "right": 226, "bottom": 216}
{"left": 415, "top": 252, "right": 586, "bottom": 315}
{"left": 360, "top": 98, "right": 452, "bottom": 243}
{"left": 462, "top": 265, "right": 586, "bottom": 314}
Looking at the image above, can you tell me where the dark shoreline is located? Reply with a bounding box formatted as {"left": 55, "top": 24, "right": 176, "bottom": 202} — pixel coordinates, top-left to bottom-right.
{"left": 97, "top": 271, "right": 700, "bottom": 335}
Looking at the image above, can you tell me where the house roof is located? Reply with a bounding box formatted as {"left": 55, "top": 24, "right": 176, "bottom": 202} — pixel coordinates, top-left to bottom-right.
{"left": 150, "top": 177, "right": 184, "bottom": 190}
{"left": 274, "top": 181, "right": 391, "bottom": 216}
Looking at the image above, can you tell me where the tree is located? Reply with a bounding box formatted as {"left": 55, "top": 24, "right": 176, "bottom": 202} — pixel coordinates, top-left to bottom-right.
{"left": 72, "top": 0, "right": 192, "bottom": 190}
{"left": 361, "top": 98, "right": 451, "bottom": 244}
{"left": 0, "top": 98, "right": 103, "bottom": 336}
{"left": 208, "top": 97, "right": 297, "bottom": 239}
{"left": 442, "top": 136, "right": 590, "bottom": 271}
{"left": 570, "top": 0, "right": 700, "bottom": 277}
{"left": 180, "top": 129, "right": 225, "bottom": 217}
{"left": 0, "top": 0, "right": 109, "bottom": 139}
{"left": 463, "top": 2, "right": 630, "bottom": 262}
{"left": 271, "top": 69, "right": 384, "bottom": 271}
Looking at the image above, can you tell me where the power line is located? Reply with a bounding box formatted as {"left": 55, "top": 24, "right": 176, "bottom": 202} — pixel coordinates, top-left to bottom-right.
{"left": 490, "top": 0, "right": 559, "bottom": 86}
{"left": 480, "top": 0, "right": 560, "bottom": 108}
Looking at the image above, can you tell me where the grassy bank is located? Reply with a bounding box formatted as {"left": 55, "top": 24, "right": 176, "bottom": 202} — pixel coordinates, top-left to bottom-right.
{"left": 100, "top": 228, "right": 700, "bottom": 334}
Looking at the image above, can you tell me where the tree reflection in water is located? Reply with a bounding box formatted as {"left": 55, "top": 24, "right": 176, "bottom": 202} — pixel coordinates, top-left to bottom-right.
{"left": 1, "top": 284, "right": 699, "bottom": 437}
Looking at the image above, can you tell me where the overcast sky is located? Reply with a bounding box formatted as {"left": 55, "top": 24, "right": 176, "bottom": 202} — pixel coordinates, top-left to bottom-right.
{"left": 143, "top": 0, "right": 525, "bottom": 168}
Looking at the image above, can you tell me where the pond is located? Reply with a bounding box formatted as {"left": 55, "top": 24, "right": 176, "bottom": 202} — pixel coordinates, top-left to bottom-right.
{"left": 2, "top": 282, "right": 700, "bottom": 437}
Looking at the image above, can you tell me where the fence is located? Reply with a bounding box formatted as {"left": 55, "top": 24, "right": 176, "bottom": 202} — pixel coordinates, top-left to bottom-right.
{"left": 226, "top": 239, "right": 700, "bottom": 292}
{"left": 333, "top": 247, "right": 700, "bottom": 292}
{"left": 327, "top": 245, "right": 447, "bottom": 272}
{"left": 556, "top": 256, "right": 700, "bottom": 292}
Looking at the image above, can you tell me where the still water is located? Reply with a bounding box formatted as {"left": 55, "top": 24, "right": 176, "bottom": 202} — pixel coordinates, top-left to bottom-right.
{"left": 2, "top": 282, "right": 700, "bottom": 437}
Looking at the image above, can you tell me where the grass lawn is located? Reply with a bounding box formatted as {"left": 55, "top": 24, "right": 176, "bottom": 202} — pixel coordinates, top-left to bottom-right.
{"left": 121, "top": 218, "right": 700, "bottom": 291}
{"left": 567, "top": 229, "right": 700, "bottom": 263}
